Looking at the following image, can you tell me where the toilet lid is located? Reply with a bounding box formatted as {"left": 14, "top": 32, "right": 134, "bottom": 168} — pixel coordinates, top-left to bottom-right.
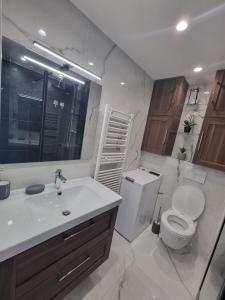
{"left": 172, "top": 185, "right": 205, "bottom": 221}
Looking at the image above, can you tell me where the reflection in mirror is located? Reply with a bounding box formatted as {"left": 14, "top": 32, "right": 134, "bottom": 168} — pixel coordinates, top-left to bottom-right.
{"left": 0, "top": 37, "right": 102, "bottom": 164}
{"left": 172, "top": 83, "right": 212, "bottom": 163}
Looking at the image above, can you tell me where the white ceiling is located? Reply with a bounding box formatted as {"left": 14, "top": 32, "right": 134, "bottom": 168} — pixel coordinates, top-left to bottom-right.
{"left": 71, "top": 0, "right": 225, "bottom": 84}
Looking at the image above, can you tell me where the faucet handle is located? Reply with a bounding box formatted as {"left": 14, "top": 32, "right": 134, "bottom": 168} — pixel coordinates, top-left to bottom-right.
{"left": 55, "top": 169, "right": 62, "bottom": 175}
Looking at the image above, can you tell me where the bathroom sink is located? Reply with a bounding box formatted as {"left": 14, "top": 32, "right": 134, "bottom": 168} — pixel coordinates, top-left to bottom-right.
{"left": 27, "top": 185, "right": 104, "bottom": 217}
{"left": 0, "top": 177, "right": 122, "bottom": 262}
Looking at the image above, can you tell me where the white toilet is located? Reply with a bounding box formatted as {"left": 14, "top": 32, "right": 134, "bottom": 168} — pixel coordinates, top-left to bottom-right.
{"left": 160, "top": 185, "right": 205, "bottom": 250}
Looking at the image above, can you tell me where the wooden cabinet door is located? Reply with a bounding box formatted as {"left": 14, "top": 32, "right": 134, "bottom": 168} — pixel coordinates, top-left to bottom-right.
{"left": 149, "top": 77, "right": 187, "bottom": 117}
{"left": 163, "top": 118, "right": 180, "bottom": 156}
{"left": 193, "top": 117, "right": 225, "bottom": 171}
{"left": 206, "top": 70, "right": 225, "bottom": 118}
{"left": 142, "top": 116, "right": 179, "bottom": 155}
{"left": 149, "top": 78, "right": 177, "bottom": 116}
{"left": 0, "top": 258, "right": 15, "bottom": 300}
{"left": 142, "top": 116, "right": 168, "bottom": 154}
{"left": 142, "top": 76, "right": 188, "bottom": 156}
{"left": 172, "top": 77, "right": 189, "bottom": 117}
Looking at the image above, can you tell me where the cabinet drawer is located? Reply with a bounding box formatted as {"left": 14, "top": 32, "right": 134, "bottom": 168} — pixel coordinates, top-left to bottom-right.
{"left": 16, "top": 233, "right": 110, "bottom": 300}
{"left": 15, "top": 208, "right": 116, "bottom": 286}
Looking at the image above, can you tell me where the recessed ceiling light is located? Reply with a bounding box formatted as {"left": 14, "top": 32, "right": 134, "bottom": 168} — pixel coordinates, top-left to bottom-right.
{"left": 20, "top": 56, "right": 26, "bottom": 61}
{"left": 176, "top": 20, "right": 188, "bottom": 32}
{"left": 7, "top": 220, "right": 13, "bottom": 226}
{"left": 204, "top": 91, "right": 210, "bottom": 95}
{"left": 88, "top": 62, "right": 94, "bottom": 66}
{"left": 193, "top": 67, "right": 203, "bottom": 73}
{"left": 38, "top": 29, "right": 47, "bottom": 37}
{"left": 120, "top": 82, "right": 126, "bottom": 86}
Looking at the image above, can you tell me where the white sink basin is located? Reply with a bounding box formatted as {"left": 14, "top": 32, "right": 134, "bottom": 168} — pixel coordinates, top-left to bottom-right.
{"left": 0, "top": 177, "right": 122, "bottom": 262}
{"left": 27, "top": 185, "right": 104, "bottom": 216}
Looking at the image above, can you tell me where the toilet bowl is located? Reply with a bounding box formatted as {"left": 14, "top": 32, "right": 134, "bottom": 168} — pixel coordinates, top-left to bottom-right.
{"left": 160, "top": 185, "right": 205, "bottom": 250}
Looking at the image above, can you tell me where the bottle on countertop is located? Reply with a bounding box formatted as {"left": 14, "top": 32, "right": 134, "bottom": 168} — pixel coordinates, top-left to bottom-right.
{"left": 0, "top": 168, "right": 10, "bottom": 200}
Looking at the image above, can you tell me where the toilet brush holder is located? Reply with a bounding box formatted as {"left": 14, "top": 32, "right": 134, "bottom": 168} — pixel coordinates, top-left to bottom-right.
{"left": 152, "top": 220, "right": 160, "bottom": 234}
{"left": 152, "top": 206, "right": 162, "bottom": 235}
{"left": 0, "top": 181, "right": 10, "bottom": 200}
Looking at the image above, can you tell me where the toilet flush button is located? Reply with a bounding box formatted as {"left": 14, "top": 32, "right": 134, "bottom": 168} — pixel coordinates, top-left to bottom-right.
{"left": 183, "top": 165, "right": 207, "bottom": 184}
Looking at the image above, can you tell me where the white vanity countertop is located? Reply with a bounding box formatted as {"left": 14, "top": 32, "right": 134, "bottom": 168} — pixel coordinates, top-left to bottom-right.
{"left": 0, "top": 177, "right": 122, "bottom": 262}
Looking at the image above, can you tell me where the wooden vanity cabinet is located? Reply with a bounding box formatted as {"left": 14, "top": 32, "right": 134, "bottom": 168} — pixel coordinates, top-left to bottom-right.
{"left": 0, "top": 207, "right": 118, "bottom": 300}
{"left": 142, "top": 76, "right": 188, "bottom": 155}
{"left": 193, "top": 69, "right": 225, "bottom": 171}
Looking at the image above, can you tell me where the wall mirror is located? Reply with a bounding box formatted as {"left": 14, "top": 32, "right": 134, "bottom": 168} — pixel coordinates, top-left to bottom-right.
{"left": 0, "top": 0, "right": 102, "bottom": 164}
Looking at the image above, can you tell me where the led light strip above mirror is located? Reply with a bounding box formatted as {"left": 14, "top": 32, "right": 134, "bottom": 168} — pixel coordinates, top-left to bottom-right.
{"left": 33, "top": 41, "right": 102, "bottom": 81}
{"left": 23, "top": 56, "right": 85, "bottom": 85}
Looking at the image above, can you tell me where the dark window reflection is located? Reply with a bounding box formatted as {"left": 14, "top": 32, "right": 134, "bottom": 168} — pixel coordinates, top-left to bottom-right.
{"left": 0, "top": 37, "right": 90, "bottom": 164}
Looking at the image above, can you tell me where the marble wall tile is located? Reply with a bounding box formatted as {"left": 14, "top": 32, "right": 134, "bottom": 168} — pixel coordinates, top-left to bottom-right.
{"left": 94, "top": 49, "right": 154, "bottom": 173}
{"left": 2, "top": 0, "right": 114, "bottom": 79}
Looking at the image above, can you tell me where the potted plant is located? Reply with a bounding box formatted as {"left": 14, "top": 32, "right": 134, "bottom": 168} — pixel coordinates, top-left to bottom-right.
{"left": 177, "top": 147, "right": 187, "bottom": 161}
{"left": 184, "top": 114, "right": 196, "bottom": 133}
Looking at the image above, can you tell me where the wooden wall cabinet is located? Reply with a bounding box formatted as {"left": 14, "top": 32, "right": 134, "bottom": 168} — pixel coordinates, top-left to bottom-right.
{"left": 0, "top": 207, "right": 118, "bottom": 300}
{"left": 193, "top": 69, "right": 225, "bottom": 171}
{"left": 206, "top": 70, "right": 225, "bottom": 118}
{"left": 142, "top": 76, "right": 188, "bottom": 155}
{"left": 147, "top": 78, "right": 177, "bottom": 116}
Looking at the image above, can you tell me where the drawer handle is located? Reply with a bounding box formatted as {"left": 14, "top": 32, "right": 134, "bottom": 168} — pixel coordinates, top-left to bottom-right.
{"left": 63, "top": 230, "right": 82, "bottom": 241}
{"left": 63, "top": 220, "right": 95, "bottom": 241}
{"left": 163, "top": 129, "right": 168, "bottom": 145}
{"left": 58, "top": 256, "right": 90, "bottom": 282}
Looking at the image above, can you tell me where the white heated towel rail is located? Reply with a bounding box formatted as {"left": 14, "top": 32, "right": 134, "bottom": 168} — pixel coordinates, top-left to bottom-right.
{"left": 94, "top": 105, "right": 133, "bottom": 193}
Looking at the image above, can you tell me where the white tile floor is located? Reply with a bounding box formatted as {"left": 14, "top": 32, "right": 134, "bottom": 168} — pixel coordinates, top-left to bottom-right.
{"left": 64, "top": 229, "right": 194, "bottom": 300}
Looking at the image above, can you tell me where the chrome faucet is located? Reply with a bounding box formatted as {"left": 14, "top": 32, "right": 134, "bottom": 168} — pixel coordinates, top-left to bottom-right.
{"left": 55, "top": 169, "right": 67, "bottom": 195}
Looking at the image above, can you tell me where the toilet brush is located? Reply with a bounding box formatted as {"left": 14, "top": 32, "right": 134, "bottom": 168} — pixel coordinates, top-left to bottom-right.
{"left": 152, "top": 207, "right": 161, "bottom": 235}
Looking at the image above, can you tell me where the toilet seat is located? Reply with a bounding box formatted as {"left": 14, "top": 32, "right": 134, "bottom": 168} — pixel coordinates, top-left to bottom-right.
{"left": 172, "top": 185, "right": 205, "bottom": 221}
{"left": 160, "top": 185, "right": 205, "bottom": 249}
{"left": 161, "top": 209, "right": 195, "bottom": 237}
